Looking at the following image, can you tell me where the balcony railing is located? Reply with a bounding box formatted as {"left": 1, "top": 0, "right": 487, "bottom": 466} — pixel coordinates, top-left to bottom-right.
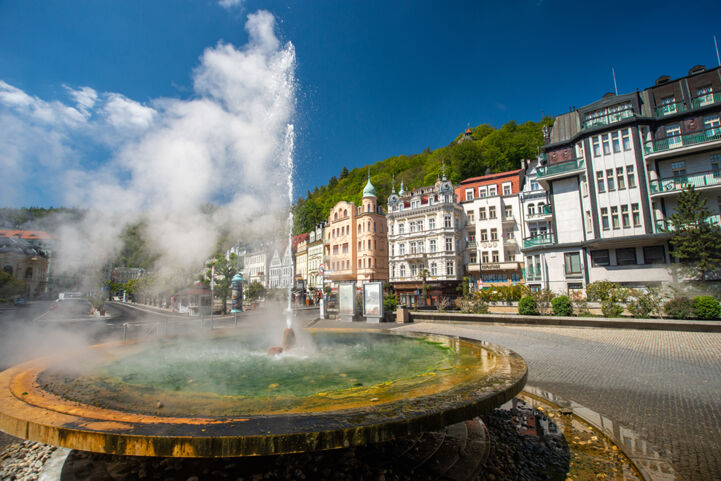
{"left": 522, "top": 233, "right": 554, "bottom": 249}
{"left": 655, "top": 101, "right": 687, "bottom": 117}
{"left": 582, "top": 109, "right": 634, "bottom": 130}
{"left": 655, "top": 214, "right": 721, "bottom": 232}
{"left": 542, "top": 204, "right": 552, "bottom": 215}
{"left": 537, "top": 158, "right": 585, "bottom": 179}
{"left": 644, "top": 126, "right": 721, "bottom": 155}
{"left": 648, "top": 169, "right": 721, "bottom": 195}
{"left": 691, "top": 92, "right": 721, "bottom": 109}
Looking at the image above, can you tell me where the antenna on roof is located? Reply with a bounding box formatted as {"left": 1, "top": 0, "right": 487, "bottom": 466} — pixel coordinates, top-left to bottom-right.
{"left": 715, "top": 35, "right": 721, "bottom": 67}
{"left": 612, "top": 67, "right": 618, "bottom": 95}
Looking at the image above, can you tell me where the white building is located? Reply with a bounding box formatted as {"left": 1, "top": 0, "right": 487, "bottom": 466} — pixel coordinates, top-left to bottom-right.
{"left": 518, "top": 159, "right": 553, "bottom": 290}
{"left": 268, "top": 244, "right": 294, "bottom": 289}
{"left": 306, "top": 222, "right": 326, "bottom": 292}
{"left": 243, "top": 249, "right": 269, "bottom": 287}
{"left": 386, "top": 172, "right": 464, "bottom": 306}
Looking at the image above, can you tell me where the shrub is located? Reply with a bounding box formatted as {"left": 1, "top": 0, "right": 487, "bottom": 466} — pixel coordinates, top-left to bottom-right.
{"left": 436, "top": 297, "right": 450, "bottom": 312}
{"left": 551, "top": 295, "right": 573, "bottom": 317}
{"left": 518, "top": 295, "right": 539, "bottom": 315}
{"left": 663, "top": 297, "right": 695, "bottom": 320}
{"left": 693, "top": 296, "right": 721, "bottom": 320}
{"left": 529, "top": 288, "right": 554, "bottom": 315}
{"left": 383, "top": 293, "right": 398, "bottom": 313}
{"left": 455, "top": 294, "right": 489, "bottom": 314}
{"left": 626, "top": 288, "right": 662, "bottom": 319}
{"left": 586, "top": 281, "right": 619, "bottom": 302}
{"left": 601, "top": 299, "right": 624, "bottom": 318}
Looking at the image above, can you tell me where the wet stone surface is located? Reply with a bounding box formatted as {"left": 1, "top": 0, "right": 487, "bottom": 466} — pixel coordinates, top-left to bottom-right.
{"left": 0, "top": 400, "right": 642, "bottom": 481}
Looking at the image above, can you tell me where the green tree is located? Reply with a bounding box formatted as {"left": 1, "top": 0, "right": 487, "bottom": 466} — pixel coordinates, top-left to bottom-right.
{"left": 246, "top": 281, "right": 266, "bottom": 301}
{"left": 0, "top": 270, "right": 24, "bottom": 301}
{"left": 669, "top": 186, "right": 721, "bottom": 281}
{"left": 205, "top": 252, "right": 240, "bottom": 314}
{"left": 339, "top": 166, "right": 349, "bottom": 179}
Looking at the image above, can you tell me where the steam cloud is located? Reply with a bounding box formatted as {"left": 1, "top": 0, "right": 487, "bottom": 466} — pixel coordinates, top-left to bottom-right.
{"left": 0, "top": 10, "right": 296, "bottom": 288}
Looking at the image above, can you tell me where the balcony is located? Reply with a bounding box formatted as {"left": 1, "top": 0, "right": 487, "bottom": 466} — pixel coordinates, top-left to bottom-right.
{"left": 542, "top": 204, "right": 552, "bottom": 215}
{"left": 691, "top": 92, "right": 721, "bottom": 109}
{"left": 537, "top": 158, "right": 585, "bottom": 179}
{"left": 648, "top": 169, "right": 721, "bottom": 196}
{"left": 655, "top": 101, "right": 687, "bottom": 118}
{"left": 582, "top": 109, "right": 634, "bottom": 130}
{"left": 480, "top": 261, "right": 521, "bottom": 271}
{"left": 522, "top": 233, "right": 554, "bottom": 249}
{"left": 502, "top": 215, "right": 516, "bottom": 224}
{"left": 643, "top": 126, "right": 721, "bottom": 156}
{"left": 655, "top": 214, "right": 721, "bottom": 232}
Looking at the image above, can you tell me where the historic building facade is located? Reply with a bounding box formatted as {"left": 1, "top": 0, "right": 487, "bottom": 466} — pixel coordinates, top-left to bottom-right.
{"left": 324, "top": 177, "right": 388, "bottom": 288}
{"left": 456, "top": 169, "right": 525, "bottom": 287}
{"left": 387, "top": 173, "right": 464, "bottom": 306}
{"left": 306, "top": 222, "right": 326, "bottom": 292}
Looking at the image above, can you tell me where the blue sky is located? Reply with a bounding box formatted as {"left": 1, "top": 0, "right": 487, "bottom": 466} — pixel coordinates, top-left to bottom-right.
{"left": 2, "top": 0, "right": 721, "bottom": 208}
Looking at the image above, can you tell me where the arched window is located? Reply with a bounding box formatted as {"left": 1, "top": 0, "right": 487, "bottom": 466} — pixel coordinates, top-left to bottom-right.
{"left": 344, "top": 209, "right": 348, "bottom": 217}
{"left": 537, "top": 202, "right": 545, "bottom": 213}
{"left": 528, "top": 204, "right": 536, "bottom": 216}
{"left": 25, "top": 267, "right": 32, "bottom": 279}
{"left": 358, "top": 259, "right": 362, "bottom": 268}
{"left": 373, "top": 221, "right": 376, "bottom": 232}
{"left": 357, "top": 224, "right": 361, "bottom": 233}
{"left": 334, "top": 212, "right": 338, "bottom": 221}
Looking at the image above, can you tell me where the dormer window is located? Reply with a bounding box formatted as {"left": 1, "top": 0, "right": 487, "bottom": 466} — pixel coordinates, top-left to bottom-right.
{"left": 478, "top": 187, "right": 487, "bottom": 198}
{"left": 489, "top": 185, "right": 497, "bottom": 196}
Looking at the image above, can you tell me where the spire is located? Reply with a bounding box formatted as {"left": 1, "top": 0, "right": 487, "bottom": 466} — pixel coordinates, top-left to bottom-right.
{"left": 399, "top": 179, "right": 405, "bottom": 196}
{"left": 441, "top": 161, "right": 447, "bottom": 181}
{"left": 362, "top": 171, "right": 376, "bottom": 198}
{"left": 391, "top": 174, "right": 396, "bottom": 194}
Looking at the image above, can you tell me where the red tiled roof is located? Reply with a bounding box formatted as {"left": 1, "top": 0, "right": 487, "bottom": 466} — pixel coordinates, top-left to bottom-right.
{"left": 0, "top": 229, "right": 53, "bottom": 240}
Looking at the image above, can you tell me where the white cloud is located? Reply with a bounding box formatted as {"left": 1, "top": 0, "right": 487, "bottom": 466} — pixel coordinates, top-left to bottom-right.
{"left": 218, "top": 0, "right": 244, "bottom": 9}
{"left": 0, "top": 10, "right": 296, "bottom": 285}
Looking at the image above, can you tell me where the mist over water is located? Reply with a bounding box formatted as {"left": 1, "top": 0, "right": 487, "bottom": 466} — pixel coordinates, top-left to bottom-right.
{"left": 1, "top": 10, "right": 297, "bottom": 292}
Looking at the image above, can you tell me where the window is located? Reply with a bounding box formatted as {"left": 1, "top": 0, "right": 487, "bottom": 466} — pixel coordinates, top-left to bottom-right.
{"left": 445, "top": 238, "right": 453, "bottom": 251}
{"left": 429, "top": 239, "right": 436, "bottom": 252}
{"left": 581, "top": 177, "right": 588, "bottom": 196}
{"left": 712, "top": 154, "right": 721, "bottom": 177}
{"left": 478, "top": 208, "right": 486, "bottom": 220}
{"left": 592, "top": 137, "right": 601, "bottom": 157}
{"left": 491, "top": 251, "right": 499, "bottom": 263}
{"left": 621, "top": 205, "right": 630, "bottom": 228}
{"left": 482, "top": 251, "right": 489, "bottom": 263}
{"left": 564, "top": 252, "right": 582, "bottom": 277}
{"left": 444, "top": 215, "right": 452, "bottom": 228}
{"left": 616, "top": 248, "right": 637, "bottom": 265}
{"left": 622, "top": 129, "right": 631, "bottom": 151}
{"left": 602, "top": 133, "right": 611, "bottom": 155}
{"left": 480, "top": 229, "right": 488, "bottom": 241}
{"left": 24, "top": 267, "right": 32, "bottom": 279}
{"left": 671, "top": 161, "right": 686, "bottom": 179}
{"left": 697, "top": 86, "right": 714, "bottom": 106}
{"left": 489, "top": 206, "right": 497, "bottom": 219}
{"left": 601, "top": 207, "right": 609, "bottom": 230}
{"left": 469, "top": 252, "right": 477, "bottom": 264}
{"left": 611, "top": 206, "right": 619, "bottom": 229}
{"left": 616, "top": 168, "right": 625, "bottom": 190}
{"left": 626, "top": 165, "right": 636, "bottom": 188}
{"left": 430, "top": 262, "right": 437, "bottom": 276}
{"left": 606, "top": 169, "right": 615, "bottom": 191}
{"left": 478, "top": 187, "right": 487, "bottom": 198}
{"left": 666, "top": 125, "right": 682, "bottom": 148}
{"left": 597, "top": 171, "right": 605, "bottom": 193}
{"left": 398, "top": 223, "right": 405, "bottom": 234}
{"left": 660, "top": 96, "right": 677, "bottom": 115}
{"left": 468, "top": 232, "right": 476, "bottom": 242}
{"left": 612, "top": 131, "right": 621, "bottom": 152}
{"left": 502, "top": 183, "right": 512, "bottom": 195}
{"left": 400, "top": 264, "right": 406, "bottom": 277}
{"left": 530, "top": 180, "right": 539, "bottom": 191}
{"left": 528, "top": 204, "right": 536, "bottom": 216}
{"left": 465, "top": 188, "right": 474, "bottom": 201}
{"left": 585, "top": 211, "right": 593, "bottom": 233}
{"left": 504, "top": 205, "right": 512, "bottom": 219}
{"left": 399, "top": 243, "right": 405, "bottom": 255}
{"left": 590, "top": 250, "right": 610, "bottom": 266}
{"left": 632, "top": 203, "right": 640, "bottom": 226}
{"left": 490, "top": 228, "right": 498, "bottom": 241}
{"left": 644, "top": 246, "right": 666, "bottom": 264}
{"left": 467, "top": 211, "right": 475, "bottom": 224}
{"left": 704, "top": 115, "right": 721, "bottom": 136}
{"left": 489, "top": 185, "right": 497, "bottom": 196}
{"left": 411, "top": 264, "right": 417, "bottom": 277}
{"left": 446, "top": 261, "right": 454, "bottom": 276}
{"left": 429, "top": 218, "right": 436, "bottom": 229}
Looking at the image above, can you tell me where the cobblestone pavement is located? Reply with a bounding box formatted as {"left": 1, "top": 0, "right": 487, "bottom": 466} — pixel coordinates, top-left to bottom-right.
{"left": 397, "top": 323, "right": 721, "bottom": 481}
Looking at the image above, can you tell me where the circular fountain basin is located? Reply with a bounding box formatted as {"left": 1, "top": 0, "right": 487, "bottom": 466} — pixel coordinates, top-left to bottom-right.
{"left": 0, "top": 328, "right": 526, "bottom": 457}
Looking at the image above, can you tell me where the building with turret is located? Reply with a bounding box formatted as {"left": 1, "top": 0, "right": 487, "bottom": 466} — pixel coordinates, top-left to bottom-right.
{"left": 324, "top": 175, "right": 388, "bottom": 289}
{"left": 387, "top": 170, "right": 464, "bottom": 306}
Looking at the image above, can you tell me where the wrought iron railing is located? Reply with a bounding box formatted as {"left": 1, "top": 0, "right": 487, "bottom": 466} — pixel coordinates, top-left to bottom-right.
{"left": 654, "top": 101, "right": 687, "bottom": 117}
{"left": 644, "top": 126, "right": 721, "bottom": 155}
{"left": 537, "top": 158, "right": 584, "bottom": 178}
{"left": 648, "top": 169, "right": 721, "bottom": 194}
{"left": 522, "top": 233, "right": 554, "bottom": 249}
{"left": 582, "top": 109, "right": 634, "bottom": 130}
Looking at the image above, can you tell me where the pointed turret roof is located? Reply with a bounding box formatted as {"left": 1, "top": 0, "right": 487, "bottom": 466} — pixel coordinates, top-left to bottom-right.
{"left": 362, "top": 171, "right": 376, "bottom": 198}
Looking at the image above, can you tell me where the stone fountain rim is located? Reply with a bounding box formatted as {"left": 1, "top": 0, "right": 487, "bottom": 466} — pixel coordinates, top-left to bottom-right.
{"left": 0, "top": 328, "right": 527, "bottom": 457}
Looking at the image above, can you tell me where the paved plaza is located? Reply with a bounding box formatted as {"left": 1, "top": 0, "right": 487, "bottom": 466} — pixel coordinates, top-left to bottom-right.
{"left": 392, "top": 322, "right": 721, "bottom": 481}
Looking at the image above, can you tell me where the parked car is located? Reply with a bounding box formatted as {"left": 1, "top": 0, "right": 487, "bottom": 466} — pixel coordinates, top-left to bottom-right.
{"left": 13, "top": 297, "right": 26, "bottom": 307}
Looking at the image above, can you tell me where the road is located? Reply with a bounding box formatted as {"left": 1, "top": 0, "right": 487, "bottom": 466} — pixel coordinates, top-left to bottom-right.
{"left": 396, "top": 322, "right": 721, "bottom": 481}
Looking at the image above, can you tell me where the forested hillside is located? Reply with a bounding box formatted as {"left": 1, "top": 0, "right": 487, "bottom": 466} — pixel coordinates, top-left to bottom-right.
{"left": 293, "top": 118, "right": 552, "bottom": 234}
